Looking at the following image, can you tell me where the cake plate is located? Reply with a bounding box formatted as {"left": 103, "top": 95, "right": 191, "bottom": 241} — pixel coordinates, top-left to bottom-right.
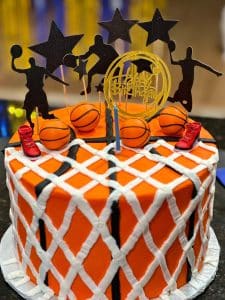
{"left": 0, "top": 225, "right": 220, "bottom": 300}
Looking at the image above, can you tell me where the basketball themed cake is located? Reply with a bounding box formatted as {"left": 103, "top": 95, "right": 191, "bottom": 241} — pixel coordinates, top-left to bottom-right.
{"left": 0, "top": 7, "right": 222, "bottom": 300}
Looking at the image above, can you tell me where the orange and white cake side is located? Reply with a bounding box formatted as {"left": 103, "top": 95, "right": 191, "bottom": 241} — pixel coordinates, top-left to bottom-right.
{"left": 4, "top": 104, "right": 219, "bottom": 299}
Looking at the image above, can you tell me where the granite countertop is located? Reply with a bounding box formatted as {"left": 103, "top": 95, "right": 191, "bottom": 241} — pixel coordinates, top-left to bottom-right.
{"left": 0, "top": 116, "right": 225, "bottom": 300}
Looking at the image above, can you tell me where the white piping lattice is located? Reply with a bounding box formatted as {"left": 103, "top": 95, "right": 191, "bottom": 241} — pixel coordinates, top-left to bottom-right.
{"left": 5, "top": 138, "right": 218, "bottom": 299}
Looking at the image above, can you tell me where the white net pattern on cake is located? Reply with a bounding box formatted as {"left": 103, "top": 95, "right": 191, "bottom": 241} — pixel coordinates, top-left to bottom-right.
{"left": 5, "top": 139, "right": 218, "bottom": 300}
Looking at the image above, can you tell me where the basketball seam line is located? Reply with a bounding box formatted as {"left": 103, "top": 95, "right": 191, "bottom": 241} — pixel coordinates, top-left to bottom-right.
{"left": 40, "top": 134, "right": 70, "bottom": 142}
{"left": 71, "top": 102, "right": 94, "bottom": 111}
{"left": 139, "top": 118, "right": 148, "bottom": 130}
{"left": 48, "top": 139, "right": 70, "bottom": 151}
{"left": 74, "top": 114, "right": 100, "bottom": 128}
{"left": 120, "top": 128, "right": 149, "bottom": 140}
{"left": 160, "top": 124, "right": 185, "bottom": 128}
{"left": 171, "top": 106, "right": 187, "bottom": 117}
{"left": 141, "top": 132, "right": 151, "bottom": 146}
{"left": 160, "top": 113, "right": 187, "bottom": 123}
{"left": 39, "top": 127, "right": 69, "bottom": 134}
{"left": 120, "top": 125, "right": 150, "bottom": 131}
{"left": 71, "top": 109, "right": 99, "bottom": 123}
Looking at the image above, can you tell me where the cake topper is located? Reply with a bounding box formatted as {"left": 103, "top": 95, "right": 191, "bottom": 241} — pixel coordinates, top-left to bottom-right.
{"left": 131, "top": 59, "right": 153, "bottom": 74}
{"left": 74, "top": 57, "right": 87, "bottom": 80}
{"left": 104, "top": 50, "right": 171, "bottom": 119}
{"left": 168, "top": 40, "right": 222, "bottom": 111}
{"left": 63, "top": 53, "right": 77, "bottom": 69}
{"left": 29, "top": 20, "right": 83, "bottom": 73}
{"left": 95, "top": 82, "right": 104, "bottom": 93}
{"left": 95, "top": 82, "right": 104, "bottom": 111}
{"left": 138, "top": 8, "right": 178, "bottom": 46}
{"left": 98, "top": 8, "right": 138, "bottom": 44}
{"left": 63, "top": 54, "right": 89, "bottom": 101}
{"left": 77, "top": 34, "right": 119, "bottom": 95}
{"left": 74, "top": 57, "right": 88, "bottom": 101}
{"left": 10, "top": 44, "right": 69, "bottom": 129}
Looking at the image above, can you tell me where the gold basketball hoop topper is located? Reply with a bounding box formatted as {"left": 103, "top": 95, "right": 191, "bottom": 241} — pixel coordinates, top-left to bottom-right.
{"left": 104, "top": 50, "right": 171, "bottom": 119}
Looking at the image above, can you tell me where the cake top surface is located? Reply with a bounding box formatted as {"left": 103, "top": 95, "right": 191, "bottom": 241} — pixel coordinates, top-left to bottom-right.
{"left": 6, "top": 104, "right": 218, "bottom": 203}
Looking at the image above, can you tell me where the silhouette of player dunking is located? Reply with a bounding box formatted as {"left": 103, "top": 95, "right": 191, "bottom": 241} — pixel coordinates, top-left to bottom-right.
{"left": 11, "top": 45, "right": 68, "bottom": 129}
{"left": 168, "top": 41, "right": 222, "bottom": 112}
{"left": 79, "top": 35, "right": 119, "bottom": 95}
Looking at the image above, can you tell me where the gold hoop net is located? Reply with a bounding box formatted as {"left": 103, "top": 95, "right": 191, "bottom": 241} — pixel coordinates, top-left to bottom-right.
{"left": 104, "top": 50, "right": 171, "bottom": 119}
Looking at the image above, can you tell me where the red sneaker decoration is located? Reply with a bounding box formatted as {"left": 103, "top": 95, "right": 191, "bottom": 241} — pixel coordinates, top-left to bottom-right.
{"left": 175, "top": 122, "right": 201, "bottom": 150}
{"left": 18, "top": 125, "right": 41, "bottom": 158}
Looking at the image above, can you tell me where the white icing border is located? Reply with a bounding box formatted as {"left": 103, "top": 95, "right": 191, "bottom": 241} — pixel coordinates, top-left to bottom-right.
{"left": 0, "top": 226, "right": 220, "bottom": 300}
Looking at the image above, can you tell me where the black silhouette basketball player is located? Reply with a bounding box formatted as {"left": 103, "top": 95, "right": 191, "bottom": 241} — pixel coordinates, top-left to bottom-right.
{"left": 168, "top": 41, "right": 222, "bottom": 112}
{"left": 79, "top": 35, "right": 119, "bottom": 95}
{"left": 11, "top": 52, "right": 68, "bottom": 129}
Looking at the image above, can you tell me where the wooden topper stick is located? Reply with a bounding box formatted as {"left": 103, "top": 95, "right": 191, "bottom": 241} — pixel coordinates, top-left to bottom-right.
{"left": 125, "top": 92, "right": 128, "bottom": 112}
{"left": 152, "top": 41, "right": 163, "bottom": 114}
{"left": 60, "top": 64, "right": 71, "bottom": 117}
{"left": 60, "top": 65, "right": 68, "bottom": 104}
{"left": 98, "top": 90, "right": 102, "bottom": 114}
{"left": 119, "top": 92, "right": 122, "bottom": 106}
{"left": 74, "top": 57, "right": 88, "bottom": 102}
{"left": 35, "top": 107, "right": 40, "bottom": 134}
{"left": 82, "top": 76, "right": 88, "bottom": 102}
{"left": 95, "top": 83, "right": 103, "bottom": 114}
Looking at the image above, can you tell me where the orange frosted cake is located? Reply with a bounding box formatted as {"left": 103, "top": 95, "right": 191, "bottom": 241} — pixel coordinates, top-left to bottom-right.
{"left": 3, "top": 103, "right": 219, "bottom": 299}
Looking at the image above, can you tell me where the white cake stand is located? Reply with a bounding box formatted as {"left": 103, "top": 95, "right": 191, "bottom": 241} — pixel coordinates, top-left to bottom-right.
{"left": 0, "top": 226, "right": 220, "bottom": 300}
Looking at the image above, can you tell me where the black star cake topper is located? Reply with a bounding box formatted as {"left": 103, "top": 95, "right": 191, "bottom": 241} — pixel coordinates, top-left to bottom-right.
{"left": 131, "top": 59, "right": 153, "bottom": 74}
{"left": 138, "top": 8, "right": 178, "bottom": 46}
{"left": 29, "top": 20, "right": 83, "bottom": 73}
{"left": 99, "top": 8, "right": 138, "bottom": 44}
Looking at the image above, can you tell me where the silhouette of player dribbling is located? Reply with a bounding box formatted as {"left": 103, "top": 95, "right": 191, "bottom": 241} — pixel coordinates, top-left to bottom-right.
{"left": 168, "top": 40, "right": 222, "bottom": 112}
{"left": 11, "top": 45, "right": 69, "bottom": 129}
{"left": 79, "top": 35, "right": 119, "bottom": 95}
